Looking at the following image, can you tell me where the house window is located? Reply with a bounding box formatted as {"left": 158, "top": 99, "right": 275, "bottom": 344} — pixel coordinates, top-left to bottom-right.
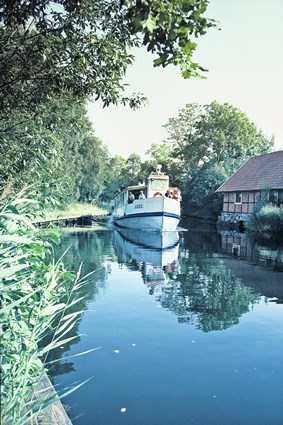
{"left": 235, "top": 192, "right": 242, "bottom": 204}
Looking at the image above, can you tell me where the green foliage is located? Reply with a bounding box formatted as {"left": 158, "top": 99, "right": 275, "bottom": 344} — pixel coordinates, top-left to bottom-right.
{"left": 100, "top": 153, "right": 145, "bottom": 202}
{"left": 46, "top": 203, "right": 108, "bottom": 220}
{"left": 126, "top": 0, "right": 215, "bottom": 78}
{"left": 76, "top": 134, "right": 110, "bottom": 203}
{"left": 165, "top": 101, "right": 274, "bottom": 171}
{"left": 0, "top": 196, "right": 87, "bottom": 424}
{"left": 0, "top": 94, "right": 111, "bottom": 207}
{"left": 144, "top": 143, "right": 183, "bottom": 186}
{"left": 124, "top": 153, "right": 143, "bottom": 184}
{"left": 0, "top": 1, "right": 216, "bottom": 209}
{"left": 100, "top": 155, "right": 128, "bottom": 202}
{"left": 246, "top": 204, "right": 283, "bottom": 242}
{"left": 164, "top": 102, "right": 203, "bottom": 170}
{"left": 184, "top": 162, "right": 229, "bottom": 210}
{"left": 164, "top": 101, "right": 274, "bottom": 212}
{"left": 0, "top": 0, "right": 215, "bottom": 114}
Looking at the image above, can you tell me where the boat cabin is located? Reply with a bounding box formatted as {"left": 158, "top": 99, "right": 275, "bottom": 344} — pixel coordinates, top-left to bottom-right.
{"left": 114, "top": 164, "right": 171, "bottom": 208}
{"left": 113, "top": 164, "right": 181, "bottom": 231}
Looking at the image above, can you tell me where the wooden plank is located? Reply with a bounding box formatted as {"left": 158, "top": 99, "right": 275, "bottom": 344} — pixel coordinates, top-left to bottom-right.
{"left": 32, "top": 373, "right": 72, "bottom": 424}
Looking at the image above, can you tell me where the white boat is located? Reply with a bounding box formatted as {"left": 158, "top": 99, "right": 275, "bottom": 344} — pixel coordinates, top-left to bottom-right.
{"left": 112, "top": 164, "right": 181, "bottom": 231}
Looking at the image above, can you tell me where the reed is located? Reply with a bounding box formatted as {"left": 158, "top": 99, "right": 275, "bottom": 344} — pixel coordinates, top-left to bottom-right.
{"left": 0, "top": 195, "right": 90, "bottom": 424}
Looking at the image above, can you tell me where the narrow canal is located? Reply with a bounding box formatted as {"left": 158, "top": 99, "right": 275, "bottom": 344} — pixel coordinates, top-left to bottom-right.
{"left": 51, "top": 221, "right": 283, "bottom": 425}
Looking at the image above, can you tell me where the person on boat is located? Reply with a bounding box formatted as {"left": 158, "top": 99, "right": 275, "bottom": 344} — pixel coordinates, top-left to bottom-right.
{"left": 172, "top": 189, "right": 182, "bottom": 201}
{"left": 165, "top": 190, "right": 172, "bottom": 198}
{"left": 139, "top": 190, "right": 145, "bottom": 199}
{"left": 128, "top": 192, "right": 135, "bottom": 203}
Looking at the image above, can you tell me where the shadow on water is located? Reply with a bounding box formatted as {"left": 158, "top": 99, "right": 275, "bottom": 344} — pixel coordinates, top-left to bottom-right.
{"left": 218, "top": 229, "right": 283, "bottom": 303}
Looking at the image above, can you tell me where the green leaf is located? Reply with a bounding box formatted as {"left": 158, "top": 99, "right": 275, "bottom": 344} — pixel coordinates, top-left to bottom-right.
{"left": 0, "top": 264, "right": 28, "bottom": 279}
{"left": 41, "top": 303, "right": 66, "bottom": 316}
{"left": 0, "top": 289, "right": 37, "bottom": 314}
{"left": 144, "top": 15, "right": 156, "bottom": 33}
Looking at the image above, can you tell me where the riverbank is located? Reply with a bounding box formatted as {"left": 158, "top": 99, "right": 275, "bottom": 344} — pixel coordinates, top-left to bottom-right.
{"left": 34, "top": 202, "right": 110, "bottom": 227}
{"left": 45, "top": 202, "right": 109, "bottom": 219}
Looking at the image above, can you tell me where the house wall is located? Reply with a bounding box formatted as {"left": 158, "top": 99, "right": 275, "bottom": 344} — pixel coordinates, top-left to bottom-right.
{"left": 222, "top": 191, "right": 261, "bottom": 214}
{"left": 218, "top": 189, "right": 283, "bottom": 225}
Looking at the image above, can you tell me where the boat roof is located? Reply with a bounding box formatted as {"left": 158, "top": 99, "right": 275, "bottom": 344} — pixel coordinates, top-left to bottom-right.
{"left": 127, "top": 184, "right": 147, "bottom": 190}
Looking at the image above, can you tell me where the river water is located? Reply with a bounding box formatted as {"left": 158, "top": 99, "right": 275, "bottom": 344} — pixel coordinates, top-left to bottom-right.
{"left": 52, "top": 220, "right": 283, "bottom": 425}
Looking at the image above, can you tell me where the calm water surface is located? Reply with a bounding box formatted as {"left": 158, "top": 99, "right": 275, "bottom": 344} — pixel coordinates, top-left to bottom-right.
{"left": 52, "top": 223, "right": 283, "bottom": 425}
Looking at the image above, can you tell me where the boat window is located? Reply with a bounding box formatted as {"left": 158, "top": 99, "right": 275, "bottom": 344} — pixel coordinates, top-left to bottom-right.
{"left": 151, "top": 179, "right": 168, "bottom": 191}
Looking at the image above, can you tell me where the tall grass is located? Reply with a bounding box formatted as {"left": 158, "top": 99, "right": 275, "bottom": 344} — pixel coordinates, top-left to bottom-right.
{"left": 0, "top": 194, "right": 90, "bottom": 424}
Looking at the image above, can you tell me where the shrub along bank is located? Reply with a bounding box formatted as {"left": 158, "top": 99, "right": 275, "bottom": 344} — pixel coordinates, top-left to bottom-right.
{"left": 246, "top": 204, "right": 283, "bottom": 242}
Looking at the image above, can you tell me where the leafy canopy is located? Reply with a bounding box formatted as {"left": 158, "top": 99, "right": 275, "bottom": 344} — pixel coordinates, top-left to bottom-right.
{"left": 165, "top": 101, "right": 274, "bottom": 173}
{"left": 164, "top": 101, "right": 274, "bottom": 210}
{"left": 0, "top": 94, "right": 111, "bottom": 206}
{"left": 0, "top": 0, "right": 215, "bottom": 113}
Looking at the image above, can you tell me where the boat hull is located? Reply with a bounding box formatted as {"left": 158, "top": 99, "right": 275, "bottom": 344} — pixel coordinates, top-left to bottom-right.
{"left": 113, "top": 229, "right": 179, "bottom": 267}
{"left": 113, "top": 197, "right": 180, "bottom": 231}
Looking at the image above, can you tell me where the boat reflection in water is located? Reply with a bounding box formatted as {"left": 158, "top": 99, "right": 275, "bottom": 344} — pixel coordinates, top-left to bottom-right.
{"left": 113, "top": 228, "right": 180, "bottom": 294}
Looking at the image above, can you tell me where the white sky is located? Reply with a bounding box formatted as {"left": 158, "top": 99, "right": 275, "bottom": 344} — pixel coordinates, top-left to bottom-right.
{"left": 87, "top": 0, "right": 283, "bottom": 159}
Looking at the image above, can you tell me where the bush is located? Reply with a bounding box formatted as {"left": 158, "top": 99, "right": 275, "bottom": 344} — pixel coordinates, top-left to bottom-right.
{"left": 246, "top": 204, "right": 283, "bottom": 241}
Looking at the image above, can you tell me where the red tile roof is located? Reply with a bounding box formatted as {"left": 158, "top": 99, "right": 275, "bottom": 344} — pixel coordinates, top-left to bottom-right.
{"left": 216, "top": 151, "right": 283, "bottom": 192}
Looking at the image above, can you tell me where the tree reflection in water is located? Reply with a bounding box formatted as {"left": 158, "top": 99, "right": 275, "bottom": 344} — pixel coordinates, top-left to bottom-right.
{"left": 158, "top": 253, "right": 260, "bottom": 332}
{"left": 113, "top": 227, "right": 261, "bottom": 332}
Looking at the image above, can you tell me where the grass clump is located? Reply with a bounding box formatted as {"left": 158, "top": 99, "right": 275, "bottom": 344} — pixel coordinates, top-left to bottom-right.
{"left": 0, "top": 195, "right": 88, "bottom": 424}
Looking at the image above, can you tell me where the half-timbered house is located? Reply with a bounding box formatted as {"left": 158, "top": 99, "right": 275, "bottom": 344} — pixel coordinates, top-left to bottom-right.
{"left": 216, "top": 150, "right": 283, "bottom": 224}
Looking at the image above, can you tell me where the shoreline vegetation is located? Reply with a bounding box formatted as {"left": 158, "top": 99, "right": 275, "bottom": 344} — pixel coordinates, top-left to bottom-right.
{"left": 0, "top": 196, "right": 91, "bottom": 424}
{"left": 43, "top": 202, "right": 109, "bottom": 220}
{"left": 246, "top": 204, "right": 283, "bottom": 242}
